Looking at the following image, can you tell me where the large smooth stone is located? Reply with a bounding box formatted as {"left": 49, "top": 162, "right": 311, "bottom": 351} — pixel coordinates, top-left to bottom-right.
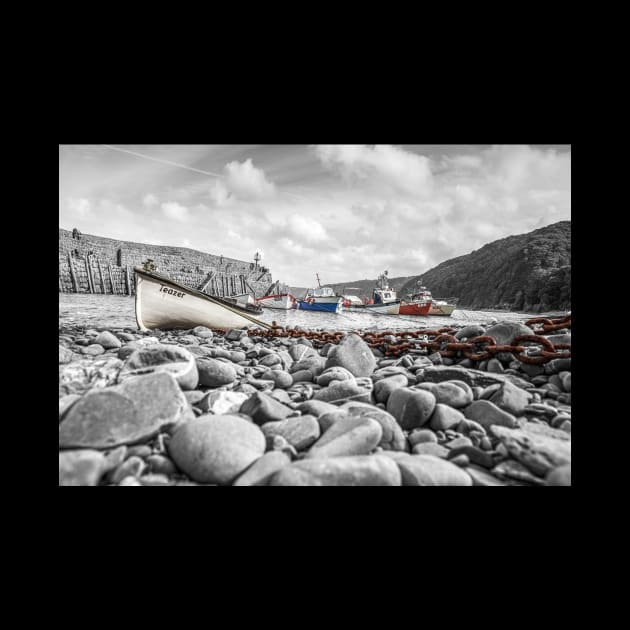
{"left": 168, "top": 414, "right": 266, "bottom": 484}
{"left": 269, "top": 455, "right": 402, "bottom": 486}
{"left": 415, "top": 380, "right": 473, "bottom": 408}
{"left": 59, "top": 372, "right": 191, "bottom": 449}
{"left": 484, "top": 321, "right": 534, "bottom": 345}
{"left": 317, "top": 366, "right": 356, "bottom": 386}
{"left": 313, "top": 379, "right": 370, "bottom": 404}
{"left": 233, "top": 451, "right": 292, "bottom": 486}
{"left": 59, "top": 345, "right": 74, "bottom": 364}
{"left": 196, "top": 357, "right": 237, "bottom": 387}
{"left": 289, "top": 344, "right": 320, "bottom": 362}
{"left": 120, "top": 344, "right": 199, "bottom": 390}
{"left": 463, "top": 400, "right": 517, "bottom": 430}
{"left": 429, "top": 404, "right": 465, "bottom": 431}
{"left": 489, "top": 380, "right": 532, "bottom": 416}
{"left": 420, "top": 365, "right": 531, "bottom": 390}
{"left": 95, "top": 331, "right": 122, "bottom": 349}
{"left": 341, "top": 402, "right": 407, "bottom": 451}
{"left": 59, "top": 450, "right": 106, "bottom": 486}
{"left": 374, "top": 374, "right": 409, "bottom": 404}
{"left": 491, "top": 422, "right": 571, "bottom": 477}
{"left": 297, "top": 400, "right": 340, "bottom": 417}
{"left": 386, "top": 387, "right": 436, "bottom": 430}
{"left": 261, "top": 415, "right": 321, "bottom": 451}
{"left": 262, "top": 370, "right": 293, "bottom": 389}
{"left": 324, "top": 333, "right": 377, "bottom": 377}
{"left": 411, "top": 442, "right": 449, "bottom": 457}
{"left": 305, "top": 415, "right": 382, "bottom": 458}
{"left": 383, "top": 453, "right": 472, "bottom": 486}
{"left": 455, "top": 325, "right": 486, "bottom": 340}
{"left": 239, "top": 392, "right": 293, "bottom": 425}
{"left": 199, "top": 390, "right": 250, "bottom": 415}
{"left": 192, "top": 326, "right": 214, "bottom": 339}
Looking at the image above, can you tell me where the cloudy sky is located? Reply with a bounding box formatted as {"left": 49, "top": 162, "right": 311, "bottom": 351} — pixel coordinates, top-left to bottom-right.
{"left": 59, "top": 144, "right": 571, "bottom": 286}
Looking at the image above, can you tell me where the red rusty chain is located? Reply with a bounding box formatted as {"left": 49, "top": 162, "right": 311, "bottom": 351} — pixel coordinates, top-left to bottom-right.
{"left": 463, "top": 335, "right": 497, "bottom": 361}
{"left": 245, "top": 315, "right": 571, "bottom": 365}
{"left": 511, "top": 334, "right": 556, "bottom": 365}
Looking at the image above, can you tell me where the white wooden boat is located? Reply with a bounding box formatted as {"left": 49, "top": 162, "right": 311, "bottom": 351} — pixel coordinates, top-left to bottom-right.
{"left": 346, "top": 301, "right": 400, "bottom": 315}
{"left": 256, "top": 293, "right": 297, "bottom": 310}
{"left": 134, "top": 268, "right": 272, "bottom": 331}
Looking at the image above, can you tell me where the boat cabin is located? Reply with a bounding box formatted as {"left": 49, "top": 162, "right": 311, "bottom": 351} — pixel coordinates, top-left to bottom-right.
{"left": 373, "top": 271, "right": 398, "bottom": 304}
{"left": 308, "top": 286, "right": 336, "bottom": 298}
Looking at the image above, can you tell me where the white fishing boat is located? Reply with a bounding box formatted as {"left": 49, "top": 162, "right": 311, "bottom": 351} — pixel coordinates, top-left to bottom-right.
{"left": 134, "top": 268, "right": 272, "bottom": 331}
{"left": 256, "top": 293, "right": 298, "bottom": 310}
{"left": 344, "top": 272, "right": 401, "bottom": 315}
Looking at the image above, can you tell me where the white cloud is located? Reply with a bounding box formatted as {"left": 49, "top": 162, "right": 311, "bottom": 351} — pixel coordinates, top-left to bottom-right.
{"left": 161, "top": 201, "right": 188, "bottom": 221}
{"left": 67, "top": 198, "right": 91, "bottom": 217}
{"left": 315, "top": 144, "right": 433, "bottom": 196}
{"left": 143, "top": 193, "right": 158, "bottom": 207}
{"left": 59, "top": 145, "right": 570, "bottom": 287}
{"left": 209, "top": 180, "right": 234, "bottom": 206}
{"left": 224, "top": 158, "right": 276, "bottom": 200}
{"left": 285, "top": 214, "right": 328, "bottom": 245}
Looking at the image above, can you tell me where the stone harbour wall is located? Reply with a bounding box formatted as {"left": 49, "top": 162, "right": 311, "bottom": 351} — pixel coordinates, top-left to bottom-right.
{"left": 59, "top": 229, "right": 273, "bottom": 297}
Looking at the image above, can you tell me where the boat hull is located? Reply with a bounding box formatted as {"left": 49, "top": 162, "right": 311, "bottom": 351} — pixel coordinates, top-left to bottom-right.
{"left": 297, "top": 298, "right": 343, "bottom": 313}
{"left": 256, "top": 293, "right": 297, "bottom": 310}
{"left": 346, "top": 301, "right": 400, "bottom": 315}
{"left": 134, "top": 269, "right": 271, "bottom": 331}
{"left": 399, "top": 301, "right": 432, "bottom": 316}
{"left": 427, "top": 303, "right": 456, "bottom": 316}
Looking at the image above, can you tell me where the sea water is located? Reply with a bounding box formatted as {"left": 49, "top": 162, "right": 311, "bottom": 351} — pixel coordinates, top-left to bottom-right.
{"left": 59, "top": 294, "right": 561, "bottom": 332}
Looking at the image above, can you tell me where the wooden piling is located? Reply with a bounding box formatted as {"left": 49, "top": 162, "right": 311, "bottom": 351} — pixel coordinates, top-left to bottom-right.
{"left": 85, "top": 256, "right": 94, "bottom": 293}
{"left": 68, "top": 253, "right": 78, "bottom": 293}
{"left": 97, "top": 259, "right": 105, "bottom": 294}
{"left": 107, "top": 264, "right": 115, "bottom": 294}
{"left": 125, "top": 265, "right": 131, "bottom": 295}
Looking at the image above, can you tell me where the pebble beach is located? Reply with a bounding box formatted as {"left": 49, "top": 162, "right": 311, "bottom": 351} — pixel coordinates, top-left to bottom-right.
{"left": 58, "top": 296, "right": 571, "bottom": 486}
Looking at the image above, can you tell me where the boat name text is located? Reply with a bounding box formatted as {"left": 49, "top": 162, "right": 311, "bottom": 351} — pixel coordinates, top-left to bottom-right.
{"left": 159, "top": 285, "right": 185, "bottom": 298}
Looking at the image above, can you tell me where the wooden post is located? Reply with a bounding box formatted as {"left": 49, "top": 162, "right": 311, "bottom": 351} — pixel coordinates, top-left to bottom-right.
{"left": 67, "top": 253, "right": 78, "bottom": 293}
{"left": 97, "top": 259, "right": 105, "bottom": 294}
{"left": 108, "top": 264, "right": 115, "bottom": 294}
{"left": 125, "top": 265, "right": 131, "bottom": 295}
{"left": 85, "top": 257, "right": 93, "bottom": 293}
{"left": 221, "top": 275, "right": 225, "bottom": 297}
{"left": 199, "top": 271, "right": 215, "bottom": 294}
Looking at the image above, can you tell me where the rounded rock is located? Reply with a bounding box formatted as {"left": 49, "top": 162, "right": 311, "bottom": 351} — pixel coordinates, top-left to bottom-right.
{"left": 386, "top": 387, "right": 436, "bottom": 430}
{"left": 196, "top": 357, "right": 237, "bottom": 387}
{"left": 168, "top": 414, "right": 266, "bottom": 484}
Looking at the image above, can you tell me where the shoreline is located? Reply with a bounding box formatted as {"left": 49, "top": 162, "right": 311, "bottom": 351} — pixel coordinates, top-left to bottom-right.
{"left": 59, "top": 316, "right": 571, "bottom": 486}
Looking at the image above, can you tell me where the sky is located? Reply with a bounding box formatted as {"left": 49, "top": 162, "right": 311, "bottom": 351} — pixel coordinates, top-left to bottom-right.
{"left": 59, "top": 144, "right": 571, "bottom": 286}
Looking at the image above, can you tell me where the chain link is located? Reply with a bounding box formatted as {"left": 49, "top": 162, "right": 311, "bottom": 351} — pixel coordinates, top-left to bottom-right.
{"left": 245, "top": 315, "right": 571, "bottom": 365}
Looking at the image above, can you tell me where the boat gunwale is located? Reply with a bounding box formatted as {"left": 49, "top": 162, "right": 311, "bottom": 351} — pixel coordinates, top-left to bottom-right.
{"left": 134, "top": 268, "right": 273, "bottom": 330}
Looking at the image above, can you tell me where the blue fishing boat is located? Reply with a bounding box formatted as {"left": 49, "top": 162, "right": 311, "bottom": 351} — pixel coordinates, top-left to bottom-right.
{"left": 297, "top": 274, "right": 344, "bottom": 313}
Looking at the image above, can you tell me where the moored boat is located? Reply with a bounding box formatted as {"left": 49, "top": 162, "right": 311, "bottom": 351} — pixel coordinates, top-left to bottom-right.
{"left": 344, "top": 272, "right": 400, "bottom": 315}
{"left": 256, "top": 293, "right": 298, "bottom": 310}
{"left": 297, "top": 275, "right": 344, "bottom": 313}
{"left": 403, "top": 281, "right": 457, "bottom": 316}
{"left": 134, "top": 267, "right": 272, "bottom": 331}
{"left": 223, "top": 292, "right": 263, "bottom": 313}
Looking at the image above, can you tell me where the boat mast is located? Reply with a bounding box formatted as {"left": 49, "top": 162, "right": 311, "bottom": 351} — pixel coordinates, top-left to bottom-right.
{"left": 316, "top": 273, "right": 322, "bottom": 288}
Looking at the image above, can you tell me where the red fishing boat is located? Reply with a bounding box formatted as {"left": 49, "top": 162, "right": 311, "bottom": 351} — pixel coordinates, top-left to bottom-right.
{"left": 399, "top": 280, "right": 433, "bottom": 316}
{"left": 399, "top": 298, "right": 432, "bottom": 316}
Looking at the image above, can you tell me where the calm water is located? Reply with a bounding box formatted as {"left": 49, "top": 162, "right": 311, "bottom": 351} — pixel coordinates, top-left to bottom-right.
{"left": 59, "top": 294, "right": 560, "bottom": 332}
